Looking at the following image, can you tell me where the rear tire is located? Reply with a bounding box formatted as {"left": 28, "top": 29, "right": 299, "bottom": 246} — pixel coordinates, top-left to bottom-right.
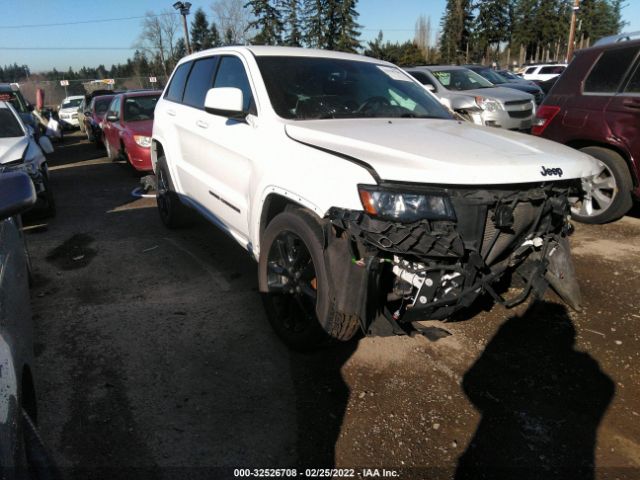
{"left": 259, "top": 210, "right": 360, "bottom": 351}
{"left": 570, "top": 147, "right": 633, "bottom": 224}
{"left": 156, "top": 156, "right": 192, "bottom": 229}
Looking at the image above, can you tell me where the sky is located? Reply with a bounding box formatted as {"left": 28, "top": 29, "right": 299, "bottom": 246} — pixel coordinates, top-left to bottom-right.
{"left": 1, "top": 0, "right": 639, "bottom": 73}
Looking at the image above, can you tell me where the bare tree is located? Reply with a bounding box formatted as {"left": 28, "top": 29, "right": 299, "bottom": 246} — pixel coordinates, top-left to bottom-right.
{"left": 414, "top": 14, "right": 432, "bottom": 62}
{"left": 136, "top": 10, "right": 181, "bottom": 76}
{"left": 210, "top": 0, "right": 253, "bottom": 45}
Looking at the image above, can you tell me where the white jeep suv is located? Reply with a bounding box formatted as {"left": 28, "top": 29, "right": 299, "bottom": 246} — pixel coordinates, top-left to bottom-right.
{"left": 152, "top": 47, "right": 600, "bottom": 349}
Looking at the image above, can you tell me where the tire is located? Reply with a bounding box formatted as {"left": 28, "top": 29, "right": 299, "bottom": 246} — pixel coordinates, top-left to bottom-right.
{"left": 569, "top": 147, "right": 633, "bottom": 224}
{"left": 86, "top": 125, "right": 94, "bottom": 143}
{"left": 105, "top": 137, "right": 115, "bottom": 160}
{"left": 156, "top": 156, "right": 192, "bottom": 228}
{"left": 259, "top": 209, "right": 360, "bottom": 351}
{"left": 40, "top": 172, "right": 56, "bottom": 218}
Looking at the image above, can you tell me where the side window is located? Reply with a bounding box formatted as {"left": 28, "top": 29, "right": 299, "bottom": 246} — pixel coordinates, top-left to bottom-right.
{"left": 109, "top": 97, "right": 120, "bottom": 118}
{"left": 89, "top": 99, "right": 95, "bottom": 112}
{"left": 182, "top": 57, "right": 218, "bottom": 108}
{"left": 525, "top": 67, "right": 537, "bottom": 74}
{"left": 165, "top": 62, "right": 192, "bottom": 102}
{"left": 625, "top": 63, "right": 640, "bottom": 94}
{"left": 540, "top": 66, "right": 564, "bottom": 75}
{"left": 213, "top": 56, "right": 255, "bottom": 114}
{"left": 585, "top": 46, "right": 640, "bottom": 93}
{"left": 409, "top": 71, "right": 435, "bottom": 88}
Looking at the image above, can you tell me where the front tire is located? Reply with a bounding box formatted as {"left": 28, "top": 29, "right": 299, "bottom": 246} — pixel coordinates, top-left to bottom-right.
{"left": 156, "top": 156, "right": 192, "bottom": 229}
{"left": 259, "top": 210, "right": 360, "bottom": 351}
{"left": 570, "top": 147, "right": 633, "bottom": 224}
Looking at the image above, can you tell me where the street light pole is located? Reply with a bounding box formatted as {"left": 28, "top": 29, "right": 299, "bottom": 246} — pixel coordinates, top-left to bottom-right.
{"left": 566, "top": 0, "right": 580, "bottom": 62}
{"left": 173, "top": 2, "right": 192, "bottom": 54}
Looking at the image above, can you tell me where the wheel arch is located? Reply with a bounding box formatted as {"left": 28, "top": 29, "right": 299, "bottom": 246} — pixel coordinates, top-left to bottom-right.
{"left": 566, "top": 139, "right": 638, "bottom": 187}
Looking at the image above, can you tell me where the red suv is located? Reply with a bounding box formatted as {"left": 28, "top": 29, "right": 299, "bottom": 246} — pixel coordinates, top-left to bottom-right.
{"left": 533, "top": 38, "right": 640, "bottom": 223}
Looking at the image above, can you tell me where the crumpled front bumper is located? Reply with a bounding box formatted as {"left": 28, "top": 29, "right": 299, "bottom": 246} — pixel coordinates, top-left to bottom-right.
{"left": 326, "top": 181, "right": 581, "bottom": 326}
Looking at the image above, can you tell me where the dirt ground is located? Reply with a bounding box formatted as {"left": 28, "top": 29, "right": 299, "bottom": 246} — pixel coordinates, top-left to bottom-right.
{"left": 24, "top": 132, "right": 640, "bottom": 479}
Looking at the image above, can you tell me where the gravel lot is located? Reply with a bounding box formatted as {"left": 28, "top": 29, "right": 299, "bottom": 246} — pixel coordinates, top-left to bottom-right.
{"left": 24, "top": 132, "right": 640, "bottom": 479}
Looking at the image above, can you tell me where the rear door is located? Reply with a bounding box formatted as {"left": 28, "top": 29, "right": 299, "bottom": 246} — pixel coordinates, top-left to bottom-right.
{"left": 606, "top": 50, "right": 640, "bottom": 174}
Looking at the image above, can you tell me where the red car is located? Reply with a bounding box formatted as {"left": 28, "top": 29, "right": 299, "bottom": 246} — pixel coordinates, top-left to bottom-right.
{"left": 102, "top": 90, "right": 161, "bottom": 172}
{"left": 532, "top": 37, "right": 640, "bottom": 224}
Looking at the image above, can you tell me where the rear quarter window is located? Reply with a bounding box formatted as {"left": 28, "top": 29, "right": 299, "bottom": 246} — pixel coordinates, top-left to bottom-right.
{"left": 584, "top": 46, "right": 640, "bottom": 93}
{"left": 165, "top": 62, "right": 192, "bottom": 102}
{"left": 540, "top": 66, "right": 564, "bottom": 74}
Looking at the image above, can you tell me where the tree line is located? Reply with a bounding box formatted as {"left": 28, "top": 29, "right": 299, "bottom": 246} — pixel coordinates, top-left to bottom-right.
{"left": 3, "top": 0, "right": 629, "bottom": 83}
{"left": 440, "top": 0, "right": 626, "bottom": 65}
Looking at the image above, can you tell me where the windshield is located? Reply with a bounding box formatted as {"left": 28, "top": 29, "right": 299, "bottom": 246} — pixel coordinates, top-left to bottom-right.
{"left": 431, "top": 69, "right": 494, "bottom": 91}
{"left": 62, "top": 98, "right": 83, "bottom": 109}
{"left": 123, "top": 95, "right": 159, "bottom": 122}
{"left": 0, "top": 91, "right": 28, "bottom": 113}
{"left": 499, "top": 70, "right": 520, "bottom": 80}
{"left": 94, "top": 97, "right": 113, "bottom": 115}
{"left": 0, "top": 108, "right": 24, "bottom": 138}
{"left": 256, "top": 56, "right": 451, "bottom": 120}
{"left": 474, "top": 68, "right": 507, "bottom": 84}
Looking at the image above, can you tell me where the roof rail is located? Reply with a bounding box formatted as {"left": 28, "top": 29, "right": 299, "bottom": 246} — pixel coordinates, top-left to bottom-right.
{"left": 593, "top": 31, "right": 640, "bottom": 47}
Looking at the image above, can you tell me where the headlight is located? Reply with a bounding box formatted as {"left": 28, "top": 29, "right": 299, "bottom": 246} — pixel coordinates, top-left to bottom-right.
{"left": 134, "top": 135, "right": 151, "bottom": 148}
{"left": 358, "top": 185, "right": 456, "bottom": 222}
{"left": 475, "top": 96, "right": 501, "bottom": 112}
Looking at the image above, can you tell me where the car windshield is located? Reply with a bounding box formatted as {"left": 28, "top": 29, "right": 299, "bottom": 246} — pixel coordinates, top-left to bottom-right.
{"left": 431, "top": 69, "right": 494, "bottom": 91}
{"left": 499, "top": 70, "right": 520, "bottom": 80}
{"left": 62, "top": 98, "right": 83, "bottom": 109}
{"left": 255, "top": 56, "right": 451, "bottom": 120}
{"left": 474, "top": 68, "right": 507, "bottom": 84}
{"left": 123, "top": 95, "right": 159, "bottom": 122}
{"left": 95, "top": 97, "right": 113, "bottom": 115}
{"left": 0, "top": 91, "right": 28, "bottom": 113}
{"left": 0, "top": 108, "right": 24, "bottom": 138}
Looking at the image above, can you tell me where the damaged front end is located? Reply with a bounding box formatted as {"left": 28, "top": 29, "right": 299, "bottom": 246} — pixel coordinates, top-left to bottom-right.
{"left": 325, "top": 181, "right": 582, "bottom": 335}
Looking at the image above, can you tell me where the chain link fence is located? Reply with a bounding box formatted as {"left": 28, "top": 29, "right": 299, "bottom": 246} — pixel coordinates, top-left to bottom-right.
{"left": 18, "top": 76, "right": 168, "bottom": 107}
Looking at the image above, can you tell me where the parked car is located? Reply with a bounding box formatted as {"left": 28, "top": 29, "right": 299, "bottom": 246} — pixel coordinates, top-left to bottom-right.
{"left": 57, "top": 95, "right": 84, "bottom": 129}
{"left": 466, "top": 66, "right": 545, "bottom": 104}
{"left": 152, "top": 46, "right": 600, "bottom": 350}
{"left": 533, "top": 39, "right": 640, "bottom": 224}
{"left": 520, "top": 64, "right": 567, "bottom": 82}
{"left": 102, "top": 90, "right": 161, "bottom": 172}
{"left": 82, "top": 94, "right": 114, "bottom": 145}
{"left": 0, "top": 83, "right": 36, "bottom": 132}
{"left": 405, "top": 65, "right": 535, "bottom": 131}
{"left": 0, "top": 101, "right": 56, "bottom": 216}
{"left": 0, "top": 171, "right": 59, "bottom": 476}
{"left": 77, "top": 89, "right": 121, "bottom": 136}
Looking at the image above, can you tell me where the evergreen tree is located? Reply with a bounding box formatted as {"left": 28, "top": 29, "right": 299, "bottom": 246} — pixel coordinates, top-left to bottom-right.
{"left": 335, "top": 0, "right": 361, "bottom": 52}
{"left": 439, "top": 0, "right": 474, "bottom": 64}
{"left": 283, "top": 0, "right": 303, "bottom": 46}
{"left": 174, "top": 38, "right": 188, "bottom": 62}
{"left": 211, "top": 21, "right": 222, "bottom": 47}
{"left": 191, "top": 8, "right": 214, "bottom": 51}
{"left": 364, "top": 32, "right": 424, "bottom": 66}
{"left": 302, "top": 0, "right": 325, "bottom": 47}
{"left": 245, "top": 0, "right": 284, "bottom": 45}
{"left": 474, "top": 0, "right": 511, "bottom": 61}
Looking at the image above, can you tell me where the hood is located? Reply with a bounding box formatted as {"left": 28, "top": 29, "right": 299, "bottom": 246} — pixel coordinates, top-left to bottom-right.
{"left": 0, "top": 136, "right": 28, "bottom": 164}
{"left": 124, "top": 119, "right": 153, "bottom": 135}
{"left": 59, "top": 107, "right": 78, "bottom": 114}
{"left": 285, "top": 119, "right": 601, "bottom": 185}
{"left": 499, "top": 83, "right": 541, "bottom": 95}
{"left": 451, "top": 86, "right": 533, "bottom": 103}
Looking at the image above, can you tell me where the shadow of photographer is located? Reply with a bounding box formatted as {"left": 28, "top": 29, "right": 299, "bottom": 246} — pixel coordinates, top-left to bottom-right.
{"left": 455, "top": 301, "right": 615, "bottom": 480}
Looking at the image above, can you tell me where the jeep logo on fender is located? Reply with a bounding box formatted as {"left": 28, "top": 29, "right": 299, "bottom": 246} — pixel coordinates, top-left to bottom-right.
{"left": 540, "top": 166, "right": 563, "bottom": 177}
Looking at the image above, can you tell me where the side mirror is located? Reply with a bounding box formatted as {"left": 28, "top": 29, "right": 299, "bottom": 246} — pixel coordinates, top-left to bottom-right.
{"left": 425, "top": 84, "right": 436, "bottom": 92}
{"left": 84, "top": 110, "right": 91, "bottom": 116}
{"left": 106, "top": 113, "right": 118, "bottom": 122}
{"left": 38, "top": 136, "right": 54, "bottom": 154}
{"left": 449, "top": 96, "right": 477, "bottom": 111}
{"left": 27, "top": 104, "right": 34, "bottom": 112}
{"left": 204, "top": 87, "right": 246, "bottom": 118}
{"left": 0, "top": 172, "right": 36, "bottom": 221}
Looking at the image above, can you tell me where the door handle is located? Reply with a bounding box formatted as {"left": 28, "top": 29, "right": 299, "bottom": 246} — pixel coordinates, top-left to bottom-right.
{"left": 622, "top": 99, "right": 640, "bottom": 109}
{"left": 166, "top": 109, "right": 176, "bottom": 117}
{"left": 196, "top": 120, "right": 209, "bottom": 129}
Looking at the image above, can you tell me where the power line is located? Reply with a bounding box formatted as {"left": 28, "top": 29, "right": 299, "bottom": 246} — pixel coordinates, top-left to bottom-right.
{"left": 0, "top": 12, "right": 177, "bottom": 29}
{"left": 0, "top": 47, "right": 137, "bottom": 50}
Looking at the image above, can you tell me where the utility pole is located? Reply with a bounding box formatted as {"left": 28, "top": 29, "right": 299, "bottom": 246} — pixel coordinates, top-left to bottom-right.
{"left": 566, "top": 0, "right": 580, "bottom": 62}
{"left": 173, "top": 2, "right": 192, "bottom": 54}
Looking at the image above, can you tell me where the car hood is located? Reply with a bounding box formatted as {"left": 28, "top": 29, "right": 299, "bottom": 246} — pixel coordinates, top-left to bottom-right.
{"left": 450, "top": 86, "right": 534, "bottom": 103}
{"left": 59, "top": 108, "right": 78, "bottom": 114}
{"left": 499, "top": 83, "right": 541, "bottom": 95}
{"left": 0, "top": 136, "right": 28, "bottom": 164}
{"left": 125, "top": 119, "right": 153, "bottom": 135}
{"left": 284, "top": 119, "right": 601, "bottom": 185}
